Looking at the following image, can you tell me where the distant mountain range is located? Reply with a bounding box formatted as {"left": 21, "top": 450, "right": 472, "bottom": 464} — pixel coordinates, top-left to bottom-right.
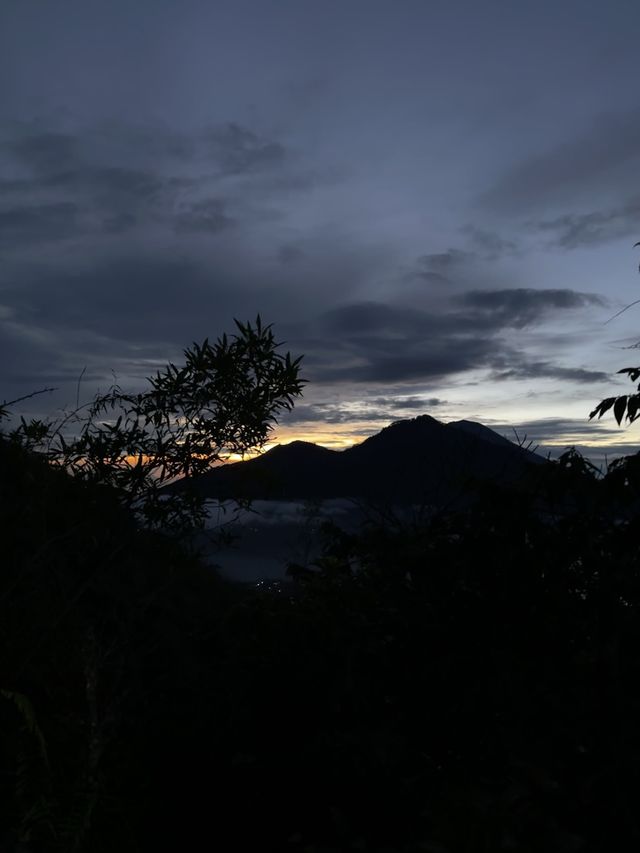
{"left": 173, "top": 414, "right": 547, "bottom": 504}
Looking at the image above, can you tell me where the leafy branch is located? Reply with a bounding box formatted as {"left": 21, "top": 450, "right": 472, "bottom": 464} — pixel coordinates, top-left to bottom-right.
{"left": 3, "top": 317, "right": 305, "bottom": 532}
{"left": 590, "top": 244, "right": 640, "bottom": 427}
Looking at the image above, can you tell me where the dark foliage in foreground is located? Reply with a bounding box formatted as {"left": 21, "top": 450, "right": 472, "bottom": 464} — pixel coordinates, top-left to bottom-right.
{"left": 2, "top": 435, "right": 640, "bottom": 851}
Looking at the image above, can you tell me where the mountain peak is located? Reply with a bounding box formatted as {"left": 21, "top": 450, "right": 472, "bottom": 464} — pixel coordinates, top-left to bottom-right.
{"left": 389, "top": 414, "right": 441, "bottom": 429}
{"left": 183, "top": 414, "right": 547, "bottom": 502}
{"left": 268, "top": 440, "right": 336, "bottom": 456}
{"left": 354, "top": 413, "right": 444, "bottom": 449}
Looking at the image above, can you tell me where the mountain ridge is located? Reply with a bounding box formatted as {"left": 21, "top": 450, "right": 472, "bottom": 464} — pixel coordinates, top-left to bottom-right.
{"left": 174, "top": 413, "right": 546, "bottom": 503}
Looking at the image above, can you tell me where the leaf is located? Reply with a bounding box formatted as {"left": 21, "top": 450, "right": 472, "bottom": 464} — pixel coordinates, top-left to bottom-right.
{"left": 628, "top": 395, "right": 640, "bottom": 423}
{"left": 614, "top": 395, "right": 628, "bottom": 425}
{"left": 589, "top": 397, "right": 616, "bottom": 420}
{"left": 618, "top": 367, "right": 640, "bottom": 382}
{"left": 0, "top": 690, "right": 50, "bottom": 769}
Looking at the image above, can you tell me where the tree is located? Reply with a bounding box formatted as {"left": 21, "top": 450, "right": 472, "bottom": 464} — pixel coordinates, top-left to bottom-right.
{"left": 0, "top": 317, "right": 304, "bottom": 845}
{"left": 590, "top": 243, "right": 640, "bottom": 427}
{"left": 1, "top": 316, "right": 305, "bottom": 532}
{"left": 589, "top": 367, "right": 640, "bottom": 426}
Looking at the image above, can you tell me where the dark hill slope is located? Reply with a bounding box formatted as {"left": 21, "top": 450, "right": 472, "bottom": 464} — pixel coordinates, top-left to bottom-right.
{"left": 178, "top": 414, "right": 546, "bottom": 503}
{"left": 339, "top": 414, "right": 544, "bottom": 502}
{"left": 181, "top": 440, "right": 344, "bottom": 500}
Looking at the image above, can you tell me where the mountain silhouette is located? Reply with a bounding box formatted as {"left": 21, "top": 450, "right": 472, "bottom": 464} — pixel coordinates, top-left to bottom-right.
{"left": 174, "top": 414, "right": 546, "bottom": 504}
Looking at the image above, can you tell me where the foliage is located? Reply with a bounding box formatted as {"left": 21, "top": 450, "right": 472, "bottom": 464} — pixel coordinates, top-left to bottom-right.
{"left": 2, "top": 316, "right": 305, "bottom": 532}
{"left": 274, "top": 451, "right": 640, "bottom": 851}
{"left": 590, "top": 244, "right": 640, "bottom": 426}
{"left": 3, "top": 421, "right": 640, "bottom": 850}
{"left": 590, "top": 366, "right": 640, "bottom": 425}
{"left": 0, "top": 317, "right": 304, "bottom": 850}
{"left": 4, "top": 314, "right": 640, "bottom": 850}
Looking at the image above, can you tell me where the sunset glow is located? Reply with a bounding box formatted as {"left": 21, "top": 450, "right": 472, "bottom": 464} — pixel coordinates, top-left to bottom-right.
{"left": 2, "top": 1, "right": 640, "bottom": 460}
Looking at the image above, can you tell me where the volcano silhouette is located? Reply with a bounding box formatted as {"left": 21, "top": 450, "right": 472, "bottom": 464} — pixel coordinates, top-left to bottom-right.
{"left": 174, "top": 414, "right": 545, "bottom": 504}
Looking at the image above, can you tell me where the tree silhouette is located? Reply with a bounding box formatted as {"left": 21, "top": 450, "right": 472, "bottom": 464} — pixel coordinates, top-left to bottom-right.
{"left": 0, "top": 317, "right": 304, "bottom": 848}
{"left": 590, "top": 366, "right": 640, "bottom": 426}
{"left": 2, "top": 316, "right": 305, "bottom": 532}
{"left": 590, "top": 243, "right": 640, "bottom": 427}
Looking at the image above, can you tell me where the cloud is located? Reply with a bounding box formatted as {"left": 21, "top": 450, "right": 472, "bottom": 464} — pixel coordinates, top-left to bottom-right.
{"left": 302, "top": 292, "right": 607, "bottom": 386}
{"left": 398, "top": 250, "right": 469, "bottom": 290}
{"left": 5, "top": 130, "right": 80, "bottom": 173}
{"left": 480, "top": 110, "right": 640, "bottom": 214}
{"left": 321, "top": 301, "right": 428, "bottom": 336}
{"left": 0, "top": 202, "right": 79, "bottom": 247}
{"left": 1, "top": 125, "right": 167, "bottom": 203}
{"left": 202, "top": 122, "right": 287, "bottom": 175}
{"left": 173, "top": 198, "right": 235, "bottom": 234}
{"left": 1, "top": 228, "right": 383, "bottom": 362}
{"left": 101, "top": 212, "right": 137, "bottom": 234}
{"left": 417, "top": 248, "right": 470, "bottom": 272}
{"left": 0, "top": 117, "right": 334, "bottom": 263}
{"left": 282, "top": 403, "right": 384, "bottom": 424}
{"left": 0, "top": 313, "right": 130, "bottom": 402}
{"left": 461, "top": 225, "right": 518, "bottom": 259}
{"left": 277, "top": 244, "right": 304, "bottom": 265}
{"left": 487, "top": 417, "right": 639, "bottom": 466}
{"left": 0, "top": 115, "right": 615, "bottom": 419}
{"left": 0, "top": 118, "right": 353, "bottom": 388}
{"left": 64, "top": 166, "right": 164, "bottom": 199}
{"left": 281, "top": 396, "right": 446, "bottom": 425}
{"left": 315, "top": 349, "right": 488, "bottom": 384}
{"left": 2, "top": 255, "right": 232, "bottom": 343}
{"left": 535, "top": 198, "right": 640, "bottom": 248}
{"left": 88, "top": 121, "right": 196, "bottom": 163}
{"left": 489, "top": 360, "right": 609, "bottom": 384}
{"left": 492, "top": 416, "right": 608, "bottom": 440}
{"left": 307, "top": 302, "right": 495, "bottom": 384}
{"left": 0, "top": 127, "right": 175, "bottom": 249}
{"left": 457, "top": 288, "right": 604, "bottom": 328}
{"left": 401, "top": 239, "right": 517, "bottom": 295}
{"left": 370, "top": 395, "right": 444, "bottom": 410}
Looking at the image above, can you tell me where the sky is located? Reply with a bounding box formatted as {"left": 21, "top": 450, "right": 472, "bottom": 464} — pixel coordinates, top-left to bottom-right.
{"left": 2, "top": 0, "right": 640, "bottom": 463}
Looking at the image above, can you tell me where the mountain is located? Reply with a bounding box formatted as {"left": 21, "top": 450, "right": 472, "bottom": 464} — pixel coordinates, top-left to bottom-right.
{"left": 173, "top": 414, "right": 546, "bottom": 504}
{"left": 187, "top": 439, "right": 344, "bottom": 500}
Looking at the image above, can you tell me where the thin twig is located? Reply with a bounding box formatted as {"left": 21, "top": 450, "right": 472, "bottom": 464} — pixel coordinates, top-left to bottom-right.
{"left": 604, "top": 299, "right": 640, "bottom": 325}
{"left": 602, "top": 242, "right": 640, "bottom": 324}
{"left": 76, "top": 367, "right": 87, "bottom": 411}
{"left": 1, "top": 387, "right": 57, "bottom": 409}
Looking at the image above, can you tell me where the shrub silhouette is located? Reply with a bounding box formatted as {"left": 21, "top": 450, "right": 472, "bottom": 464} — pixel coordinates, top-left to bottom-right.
{"left": 0, "top": 317, "right": 304, "bottom": 849}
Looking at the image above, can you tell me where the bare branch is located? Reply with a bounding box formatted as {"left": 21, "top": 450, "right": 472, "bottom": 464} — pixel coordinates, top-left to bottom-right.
{"left": 1, "top": 387, "right": 57, "bottom": 409}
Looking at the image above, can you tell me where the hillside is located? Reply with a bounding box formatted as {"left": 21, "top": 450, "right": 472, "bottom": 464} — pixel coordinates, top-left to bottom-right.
{"left": 177, "top": 414, "right": 546, "bottom": 502}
